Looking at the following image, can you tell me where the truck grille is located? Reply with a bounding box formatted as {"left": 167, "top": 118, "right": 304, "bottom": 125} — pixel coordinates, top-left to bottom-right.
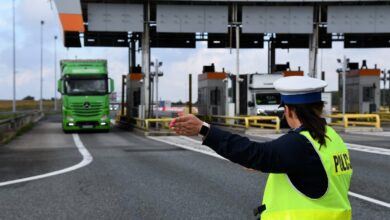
{"left": 70, "top": 102, "right": 103, "bottom": 117}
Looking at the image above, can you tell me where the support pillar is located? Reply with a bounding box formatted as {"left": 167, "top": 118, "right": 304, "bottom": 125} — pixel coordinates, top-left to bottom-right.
{"left": 308, "top": 7, "right": 319, "bottom": 78}
{"left": 233, "top": 3, "right": 240, "bottom": 116}
{"left": 128, "top": 37, "right": 136, "bottom": 73}
{"left": 268, "top": 38, "right": 275, "bottom": 74}
{"left": 141, "top": 1, "right": 151, "bottom": 120}
{"left": 126, "top": 37, "right": 138, "bottom": 119}
{"left": 189, "top": 74, "right": 192, "bottom": 114}
{"left": 131, "top": 38, "right": 136, "bottom": 69}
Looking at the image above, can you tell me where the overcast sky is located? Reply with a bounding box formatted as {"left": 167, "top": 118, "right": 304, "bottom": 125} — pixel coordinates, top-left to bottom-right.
{"left": 1, "top": 0, "right": 389, "bottom": 102}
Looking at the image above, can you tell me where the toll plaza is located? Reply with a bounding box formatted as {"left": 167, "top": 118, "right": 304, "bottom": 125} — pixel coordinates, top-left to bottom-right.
{"left": 1, "top": 1, "right": 390, "bottom": 219}
{"left": 51, "top": 0, "right": 390, "bottom": 133}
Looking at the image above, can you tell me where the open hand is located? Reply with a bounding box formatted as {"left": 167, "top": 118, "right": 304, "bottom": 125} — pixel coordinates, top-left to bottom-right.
{"left": 170, "top": 114, "right": 203, "bottom": 136}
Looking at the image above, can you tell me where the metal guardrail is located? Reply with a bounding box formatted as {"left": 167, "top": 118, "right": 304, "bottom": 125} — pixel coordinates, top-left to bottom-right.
{"left": 207, "top": 115, "right": 281, "bottom": 131}
{"left": 0, "top": 111, "right": 43, "bottom": 144}
{"left": 327, "top": 114, "right": 381, "bottom": 128}
{"left": 0, "top": 110, "right": 40, "bottom": 115}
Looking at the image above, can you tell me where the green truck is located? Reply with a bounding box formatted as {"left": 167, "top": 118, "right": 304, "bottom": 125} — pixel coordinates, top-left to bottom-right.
{"left": 57, "top": 60, "right": 114, "bottom": 132}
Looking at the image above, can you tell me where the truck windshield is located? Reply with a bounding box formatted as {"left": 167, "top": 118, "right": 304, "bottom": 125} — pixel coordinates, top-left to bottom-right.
{"left": 65, "top": 78, "right": 107, "bottom": 95}
{"left": 256, "top": 93, "right": 281, "bottom": 105}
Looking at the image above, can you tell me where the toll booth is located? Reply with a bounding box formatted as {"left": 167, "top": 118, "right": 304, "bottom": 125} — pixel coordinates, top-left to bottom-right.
{"left": 343, "top": 61, "right": 380, "bottom": 113}
{"left": 127, "top": 65, "right": 143, "bottom": 118}
{"left": 198, "top": 64, "right": 227, "bottom": 116}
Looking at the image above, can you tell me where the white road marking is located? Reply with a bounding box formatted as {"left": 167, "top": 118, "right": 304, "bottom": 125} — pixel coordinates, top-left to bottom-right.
{"left": 0, "top": 134, "right": 93, "bottom": 187}
{"left": 348, "top": 192, "right": 390, "bottom": 209}
{"left": 347, "top": 143, "right": 390, "bottom": 156}
{"left": 150, "top": 135, "right": 390, "bottom": 209}
{"left": 148, "top": 136, "right": 226, "bottom": 160}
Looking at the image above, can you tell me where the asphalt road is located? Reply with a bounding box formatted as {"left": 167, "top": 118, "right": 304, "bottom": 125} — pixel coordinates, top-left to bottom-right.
{"left": 0, "top": 115, "right": 389, "bottom": 219}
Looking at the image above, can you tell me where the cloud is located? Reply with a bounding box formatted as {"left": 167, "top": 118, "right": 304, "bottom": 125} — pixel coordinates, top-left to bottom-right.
{"left": 18, "top": 0, "right": 59, "bottom": 29}
{"left": 0, "top": 62, "right": 57, "bottom": 100}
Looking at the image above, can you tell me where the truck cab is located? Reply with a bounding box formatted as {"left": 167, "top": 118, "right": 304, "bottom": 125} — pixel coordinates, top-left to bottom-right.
{"left": 57, "top": 60, "right": 114, "bottom": 132}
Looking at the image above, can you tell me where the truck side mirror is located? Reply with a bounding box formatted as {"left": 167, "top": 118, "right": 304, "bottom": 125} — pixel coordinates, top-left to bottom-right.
{"left": 109, "top": 78, "right": 115, "bottom": 94}
{"left": 248, "top": 101, "right": 255, "bottom": 107}
{"left": 57, "top": 79, "right": 64, "bottom": 94}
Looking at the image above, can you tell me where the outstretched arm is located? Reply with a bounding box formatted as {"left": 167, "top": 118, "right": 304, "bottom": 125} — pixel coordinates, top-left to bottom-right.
{"left": 170, "top": 114, "right": 306, "bottom": 173}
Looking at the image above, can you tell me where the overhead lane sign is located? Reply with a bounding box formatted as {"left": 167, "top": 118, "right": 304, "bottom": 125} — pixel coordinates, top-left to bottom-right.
{"left": 157, "top": 5, "right": 228, "bottom": 33}
{"left": 328, "top": 6, "right": 390, "bottom": 33}
{"left": 242, "top": 6, "right": 313, "bottom": 34}
{"left": 87, "top": 3, "right": 144, "bottom": 32}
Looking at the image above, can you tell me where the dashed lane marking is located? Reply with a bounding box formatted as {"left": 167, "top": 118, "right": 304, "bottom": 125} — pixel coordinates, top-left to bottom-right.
{"left": 0, "top": 134, "right": 93, "bottom": 187}
{"left": 149, "top": 135, "right": 390, "bottom": 209}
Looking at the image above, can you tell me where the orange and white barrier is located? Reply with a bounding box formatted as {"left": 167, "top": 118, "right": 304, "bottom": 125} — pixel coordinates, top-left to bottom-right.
{"left": 54, "top": 0, "right": 84, "bottom": 32}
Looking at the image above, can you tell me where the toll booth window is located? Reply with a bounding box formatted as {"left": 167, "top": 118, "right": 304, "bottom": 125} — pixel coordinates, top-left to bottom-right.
{"left": 256, "top": 94, "right": 280, "bottom": 105}
{"left": 363, "top": 87, "right": 374, "bottom": 102}
{"left": 210, "top": 88, "right": 220, "bottom": 105}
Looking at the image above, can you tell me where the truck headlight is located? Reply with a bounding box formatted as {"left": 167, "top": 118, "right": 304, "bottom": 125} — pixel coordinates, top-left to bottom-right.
{"left": 101, "top": 115, "right": 108, "bottom": 121}
{"left": 67, "top": 116, "right": 74, "bottom": 121}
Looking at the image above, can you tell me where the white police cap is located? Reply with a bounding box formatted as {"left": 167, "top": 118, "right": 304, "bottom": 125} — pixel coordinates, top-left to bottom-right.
{"left": 274, "top": 76, "right": 327, "bottom": 105}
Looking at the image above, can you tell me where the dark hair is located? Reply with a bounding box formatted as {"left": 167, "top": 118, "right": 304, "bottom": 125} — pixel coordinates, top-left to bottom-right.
{"left": 287, "top": 101, "right": 328, "bottom": 147}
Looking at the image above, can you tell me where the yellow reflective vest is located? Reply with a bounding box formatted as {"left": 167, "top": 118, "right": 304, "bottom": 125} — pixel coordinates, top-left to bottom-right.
{"left": 261, "top": 126, "right": 352, "bottom": 220}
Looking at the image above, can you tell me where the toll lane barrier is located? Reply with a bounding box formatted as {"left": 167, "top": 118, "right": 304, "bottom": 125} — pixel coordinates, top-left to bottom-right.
{"left": 326, "top": 114, "right": 381, "bottom": 128}
{"left": 206, "top": 115, "right": 280, "bottom": 132}
{"left": 128, "top": 117, "right": 174, "bottom": 131}
{"left": 375, "top": 112, "right": 390, "bottom": 123}
{"left": 379, "top": 107, "right": 389, "bottom": 112}
{"left": 145, "top": 118, "right": 173, "bottom": 130}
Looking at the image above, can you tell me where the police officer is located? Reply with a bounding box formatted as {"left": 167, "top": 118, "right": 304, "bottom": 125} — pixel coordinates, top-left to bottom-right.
{"left": 171, "top": 76, "right": 352, "bottom": 220}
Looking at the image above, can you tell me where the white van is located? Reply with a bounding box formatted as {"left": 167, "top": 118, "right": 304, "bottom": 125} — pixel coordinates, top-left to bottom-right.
{"left": 247, "top": 73, "right": 284, "bottom": 117}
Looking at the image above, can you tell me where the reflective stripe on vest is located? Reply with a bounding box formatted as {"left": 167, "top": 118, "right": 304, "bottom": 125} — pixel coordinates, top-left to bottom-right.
{"left": 261, "top": 126, "right": 352, "bottom": 220}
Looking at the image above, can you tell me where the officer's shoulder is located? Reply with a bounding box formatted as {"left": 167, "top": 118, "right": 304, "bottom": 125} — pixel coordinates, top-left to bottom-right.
{"left": 275, "top": 131, "right": 311, "bottom": 147}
